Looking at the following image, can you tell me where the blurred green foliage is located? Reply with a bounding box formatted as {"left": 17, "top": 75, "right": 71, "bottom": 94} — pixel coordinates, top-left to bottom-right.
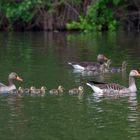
{"left": 67, "top": 0, "right": 127, "bottom": 31}
{"left": 2, "top": 0, "right": 42, "bottom": 23}
{"left": 0, "top": 0, "right": 128, "bottom": 31}
{"left": 0, "top": 0, "right": 82, "bottom": 30}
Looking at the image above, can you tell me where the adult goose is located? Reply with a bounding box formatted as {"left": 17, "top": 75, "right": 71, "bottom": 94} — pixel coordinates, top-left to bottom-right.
{"left": 68, "top": 54, "right": 109, "bottom": 71}
{"left": 29, "top": 86, "right": 47, "bottom": 96}
{"left": 0, "top": 72, "right": 23, "bottom": 93}
{"left": 77, "top": 59, "right": 112, "bottom": 77}
{"left": 86, "top": 70, "right": 140, "bottom": 96}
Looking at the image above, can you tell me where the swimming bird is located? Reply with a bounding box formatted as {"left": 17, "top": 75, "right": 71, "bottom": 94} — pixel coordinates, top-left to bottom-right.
{"left": 49, "top": 85, "right": 64, "bottom": 95}
{"left": 106, "top": 61, "right": 127, "bottom": 73}
{"left": 29, "top": 86, "right": 47, "bottom": 96}
{"left": 79, "top": 59, "right": 112, "bottom": 76}
{"left": 0, "top": 72, "right": 23, "bottom": 94}
{"left": 69, "top": 86, "right": 84, "bottom": 96}
{"left": 17, "top": 87, "right": 24, "bottom": 95}
{"left": 18, "top": 87, "right": 30, "bottom": 95}
{"left": 85, "top": 59, "right": 112, "bottom": 72}
{"left": 29, "top": 86, "right": 37, "bottom": 96}
{"left": 40, "top": 86, "right": 47, "bottom": 96}
{"left": 68, "top": 54, "right": 109, "bottom": 71}
{"left": 86, "top": 70, "right": 140, "bottom": 96}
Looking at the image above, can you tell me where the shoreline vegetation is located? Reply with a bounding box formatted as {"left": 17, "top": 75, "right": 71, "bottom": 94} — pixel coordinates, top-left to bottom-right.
{"left": 0, "top": 0, "right": 140, "bottom": 31}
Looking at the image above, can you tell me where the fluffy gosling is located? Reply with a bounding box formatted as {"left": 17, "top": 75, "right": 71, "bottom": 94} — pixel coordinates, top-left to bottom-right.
{"left": 49, "top": 85, "right": 64, "bottom": 95}
{"left": 69, "top": 86, "right": 84, "bottom": 96}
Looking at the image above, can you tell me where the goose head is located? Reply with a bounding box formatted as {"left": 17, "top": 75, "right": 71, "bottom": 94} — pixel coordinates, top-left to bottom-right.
{"left": 9, "top": 72, "right": 23, "bottom": 82}
{"left": 129, "top": 70, "right": 140, "bottom": 77}
{"left": 128, "top": 70, "right": 140, "bottom": 93}
{"left": 8, "top": 72, "right": 23, "bottom": 87}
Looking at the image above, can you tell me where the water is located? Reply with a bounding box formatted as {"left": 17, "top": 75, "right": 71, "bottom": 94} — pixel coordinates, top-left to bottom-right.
{"left": 0, "top": 31, "right": 140, "bottom": 139}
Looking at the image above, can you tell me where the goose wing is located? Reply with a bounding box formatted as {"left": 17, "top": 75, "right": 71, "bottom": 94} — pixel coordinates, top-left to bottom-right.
{"left": 88, "top": 81, "right": 125, "bottom": 90}
{"left": 79, "top": 62, "right": 99, "bottom": 67}
{"left": 95, "top": 83, "right": 125, "bottom": 90}
{"left": 0, "top": 83, "right": 6, "bottom": 87}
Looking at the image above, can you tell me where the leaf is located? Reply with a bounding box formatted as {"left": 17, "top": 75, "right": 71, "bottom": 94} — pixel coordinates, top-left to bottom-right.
{"left": 113, "top": 0, "right": 121, "bottom": 5}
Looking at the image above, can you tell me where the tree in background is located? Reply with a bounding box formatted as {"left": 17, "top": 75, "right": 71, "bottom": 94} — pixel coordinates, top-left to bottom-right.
{"left": 0, "top": 0, "right": 140, "bottom": 31}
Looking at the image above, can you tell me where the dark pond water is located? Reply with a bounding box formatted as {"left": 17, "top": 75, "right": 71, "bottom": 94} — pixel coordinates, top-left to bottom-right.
{"left": 0, "top": 31, "right": 140, "bottom": 140}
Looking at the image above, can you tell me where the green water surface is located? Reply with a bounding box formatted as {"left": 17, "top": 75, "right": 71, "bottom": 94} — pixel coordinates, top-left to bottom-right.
{"left": 0, "top": 31, "right": 140, "bottom": 140}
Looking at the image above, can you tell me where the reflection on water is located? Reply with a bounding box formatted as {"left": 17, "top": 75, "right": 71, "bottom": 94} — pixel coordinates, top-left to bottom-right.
{"left": 0, "top": 31, "right": 140, "bottom": 139}
{"left": 127, "top": 94, "right": 140, "bottom": 139}
{"left": 0, "top": 96, "right": 28, "bottom": 139}
{"left": 87, "top": 92, "right": 140, "bottom": 139}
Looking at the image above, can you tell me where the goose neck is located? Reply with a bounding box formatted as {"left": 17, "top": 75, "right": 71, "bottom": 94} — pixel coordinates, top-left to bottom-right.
{"left": 8, "top": 79, "right": 14, "bottom": 86}
{"left": 129, "top": 76, "right": 137, "bottom": 92}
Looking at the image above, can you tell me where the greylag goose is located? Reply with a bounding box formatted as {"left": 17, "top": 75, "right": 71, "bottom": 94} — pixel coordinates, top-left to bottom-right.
{"left": 78, "top": 59, "right": 112, "bottom": 77}
{"left": 49, "top": 85, "right": 64, "bottom": 95}
{"left": 0, "top": 72, "right": 23, "bottom": 93}
{"left": 68, "top": 54, "right": 109, "bottom": 71}
{"left": 29, "top": 86, "right": 47, "bottom": 96}
{"left": 86, "top": 59, "right": 112, "bottom": 72}
{"left": 86, "top": 70, "right": 140, "bottom": 96}
{"left": 69, "top": 86, "right": 84, "bottom": 96}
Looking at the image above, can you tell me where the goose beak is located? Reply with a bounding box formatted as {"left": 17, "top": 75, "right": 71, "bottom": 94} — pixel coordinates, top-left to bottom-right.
{"left": 16, "top": 76, "right": 23, "bottom": 81}
{"left": 136, "top": 74, "right": 140, "bottom": 77}
{"left": 135, "top": 72, "right": 140, "bottom": 77}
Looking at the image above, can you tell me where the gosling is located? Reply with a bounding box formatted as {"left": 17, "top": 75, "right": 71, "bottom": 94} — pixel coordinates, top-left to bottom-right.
{"left": 29, "top": 86, "right": 47, "bottom": 96}
{"left": 18, "top": 87, "right": 30, "bottom": 95}
{"left": 49, "top": 85, "right": 64, "bottom": 95}
{"left": 40, "top": 86, "right": 47, "bottom": 97}
{"left": 18, "top": 87, "right": 24, "bottom": 95}
{"left": 69, "top": 86, "right": 84, "bottom": 96}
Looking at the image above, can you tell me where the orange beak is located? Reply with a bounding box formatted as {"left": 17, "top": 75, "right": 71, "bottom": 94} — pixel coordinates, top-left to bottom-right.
{"left": 135, "top": 71, "right": 140, "bottom": 77}
{"left": 136, "top": 73, "right": 140, "bottom": 77}
{"left": 16, "top": 76, "right": 23, "bottom": 81}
